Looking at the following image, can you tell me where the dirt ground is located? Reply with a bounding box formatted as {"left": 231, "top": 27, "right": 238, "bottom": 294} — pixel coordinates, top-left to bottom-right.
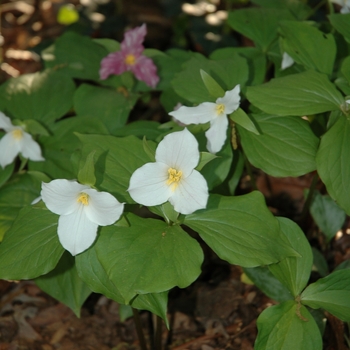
{"left": 0, "top": 1, "right": 350, "bottom": 349}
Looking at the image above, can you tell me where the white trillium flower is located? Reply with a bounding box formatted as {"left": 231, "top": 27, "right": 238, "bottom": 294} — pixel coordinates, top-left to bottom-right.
{"left": 281, "top": 52, "right": 294, "bottom": 70}
{"left": 169, "top": 85, "right": 240, "bottom": 154}
{"left": 330, "top": 0, "right": 350, "bottom": 13}
{"left": 128, "top": 128, "right": 208, "bottom": 215}
{"left": 41, "top": 179, "right": 124, "bottom": 256}
{"left": 0, "top": 112, "right": 44, "bottom": 168}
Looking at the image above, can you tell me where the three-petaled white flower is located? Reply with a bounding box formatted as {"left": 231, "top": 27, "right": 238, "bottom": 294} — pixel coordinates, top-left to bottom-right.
{"left": 128, "top": 129, "right": 208, "bottom": 215}
{"left": 41, "top": 179, "right": 124, "bottom": 256}
{"left": 0, "top": 112, "right": 44, "bottom": 168}
{"left": 169, "top": 86, "right": 240, "bottom": 154}
{"left": 281, "top": 52, "right": 294, "bottom": 70}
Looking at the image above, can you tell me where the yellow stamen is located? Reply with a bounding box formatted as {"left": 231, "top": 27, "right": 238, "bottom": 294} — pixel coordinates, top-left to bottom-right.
{"left": 167, "top": 168, "right": 182, "bottom": 191}
{"left": 77, "top": 192, "right": 89, "bottom": 206}
{"left": 12, "top": 129, "right": 23, "bottom": 140}
{"left": 125, "top": 54, "right": 136, "bottom": 65}
{"left": 216, "top": 103, "right": 225, "bottom": 115}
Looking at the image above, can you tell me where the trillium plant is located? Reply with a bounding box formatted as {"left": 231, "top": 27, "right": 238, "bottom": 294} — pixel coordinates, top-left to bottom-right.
{"left": 1, "top": 1, "right": 350, "bottom": 349}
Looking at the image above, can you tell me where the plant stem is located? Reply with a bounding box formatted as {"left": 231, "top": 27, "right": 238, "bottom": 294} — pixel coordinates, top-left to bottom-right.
{"left": 154, "top": 315, "right": 163, "bottom": 350}
{"left": 132, "top": 308, "right": 149, "bottom": 350}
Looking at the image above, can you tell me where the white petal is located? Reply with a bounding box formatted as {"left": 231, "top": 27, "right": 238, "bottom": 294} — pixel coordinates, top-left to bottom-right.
{"left": 57, "top": 208, "right": 98, "bottom": 256}
{"left": 169, "top": 102, "right": 217, "bottom": 125}
{"left": 84, "top": 189, "right": 124, "bottom": 226}
{"left": 205, "top": 115, "right": 228, "bottom": 154}
{"left": 169, "top": 170, "right": 208, "bottom": 214}
{"left": 155, "top": 128, "right": 200, "bottom": 176}
{"left": 19, "top": 132, "right": 44, "bottom": 161}
{"left": 216, "top": 85, "right": 240, "bottom": 115}
{"left": 281, "top": 52, "right": 294, "bottom": 70}
{"left": 41, "top": 179, "right": 90, "bottom": 216}
{"left": 0, "top": 112, "right": 15, "bottom": 132}
{"left": 128, "top": 162, "right": 172, "bottom": 206}
{"left": 0, "top": 132, "right": 21, "bottom": 168}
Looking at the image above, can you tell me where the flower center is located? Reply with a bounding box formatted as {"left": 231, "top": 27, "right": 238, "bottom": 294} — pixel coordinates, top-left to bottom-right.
{"left": 77, "top": 192, "right": 89, "bottom": 206}
{"left": 125, "top": 54, "right": 136, "bottom": 66}
{"left": 215, "top": 103, "right": 225, "bottom": 115}
{"left": 12, "top": 129, "right": 23, "bottom": 140}
{"left": 167, "top": 168, "right": 182, "bottom": 190}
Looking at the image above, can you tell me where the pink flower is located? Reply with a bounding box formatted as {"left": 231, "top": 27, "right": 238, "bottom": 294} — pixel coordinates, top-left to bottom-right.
{"left": 99, "top": 24, "right": 159, "bottom": 88}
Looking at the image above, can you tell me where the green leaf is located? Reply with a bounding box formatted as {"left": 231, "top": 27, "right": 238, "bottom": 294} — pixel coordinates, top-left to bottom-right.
{"left": 244, "top": 266, "right": 293, "bottom": 302}
{"left": 316, "top": 116, "right": 350, "bottom": 215}
{"left": 113, "top": 121, "right": 163, "bottom": 140}
{"left": 255, "top": 300, "right": 322, "bottom": 350}
{"left": 301, "top": 269, "right": 350, "bottom": 321}
{"left": 29, "top": 116, "right": 109, "bottom": 179}
{"left": 160, "top": 202, "right": 179, "bottom": 224}
{"left": 35, "top": 252, "right": 91, "bottom": 317}
{"left": 3, "top": 70, "right": 75, "bottom": 124}
{"left": 309, "top": 190, "right": 346, "bottom": 242}
{"left": 172, "top": 54, "right": 248, "bottom": 104}
{"left": 42, "top": 31, "right": 108, "bottom": 81}
{"left": 96, "top": 214, "right": 204, "bottom": 303}
{"left": 78, "top": 150, "right": 96, "bottom": 187}
{"left": 238, "top": 113, "right": 319, "bottom": 177}
{"left": 268, "top": 217, "right": 313, "bottom": 297}
{"left": 230, "top": 108, "right": 259, "bottom": 135}
{"left": 94, "top": 38, "right": 120, "bottom": 52}
{"left": 312, "top": 248, "right": 329, "bottom": 278}
{"left": 247, "top": 70, "right": 344, "bottom": 116}
{"left": 184, "top": 192, "right": 297, "bottom": 267}
{"left": 329, "top": 13, "right": 350, "bottom": 44}
{"left": 200, "top": 70, "right": 225, "bottom": 99}
{"left": 195, "top": 152, "right": 218, "bottom": 171}
{"left": 0, "top": 172, "right": 44, "bottom": 240}
{"left": 73, "top": 84, "right": 138, "bottom": 132}
{"left": 0, "top": 163, "right": 14, "bottom": 190}
{"left": 142, "top": 136, "right": 156, "bottom": 162}
{"left": 77, "top": 134, "right": 150, "bottom": 203}
{"left": 22, "top": 119, "right": 50, "bottom": 136}
{"left": 279, "top": 21, "right": 336, "bottom": 75}
{"left": 0, "top": 205, "right": 64, "bottom": 279}
{"left": 227, "top": 8, "right": 294, "bottom": 51}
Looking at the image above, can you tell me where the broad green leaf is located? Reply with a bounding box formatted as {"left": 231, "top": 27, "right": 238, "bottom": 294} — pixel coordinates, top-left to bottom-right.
{"left": 94, "top": 38, "right": 120, "bottom": 53}
{"left": 184, "top": 192, "right": 297, "bottom": 267}
{"left": 36, "top": 252, "right": 91, "bottom": 317}
{"left": 230, "top": 108, "right": 259, "bottom": 135}
{"left": 96, "top": 214, "right": 204, "bottom": 303}
{"left": 172, "top": 54, "right": 248, "bottom": 104}
{"left": 42, "top": 31, "right": 108, "bottom": 80}
{"left": 160, "top": 202, "right": 179, "bottom": 224}
{"left": 316, "top": 116, "right": 350, "bottom": 215}
{"left": 0, "top": 163, "right": 14, "bottom": 190}
{"left": 238, "top": 113, "right": 319, "bottom": 177}
{"left": 247, "top": 70, "right": 344, "bottom": 116}
{"left": 142, "top": 137, "right": 156, "bottom": 162}
{"left": 244, "top": 266, "right": 293, "bottom": 302}
{"left": 268, "top": 217, "right": 313, "bottom": 297}
{"left": 77, "top": 134, "right": 151, "bottom": 203}
{"left": 309, "top": 190, "right": 346, "bottom": 242}
{"left": 0, "top": 172, "right": 43, "bottom": 240}
{"left": 73, "top": 84, "right": 138, "bottom": 132}
{"left": 78, "top": 150, "right": 96, "bottom": 187}
{"left": 301, "top": 269, "right": 350, "bottom": 321}
{"left": 210, "top": 47, "right": 267, "bottom": 86}
{"left": 3, "top": 70, "right": 75, "bottom": 124}
{"left": 312, "top": 247, "right": 329, "bottom": 278}
{"left": 227, "top": 8, "right": 294, "bottom": 51}
{"left": 196, "top": 152, "right": 218, "bottom": 171}
{"left": 22, "top": 119, "right": 49, "bottom": 136}
{"left": 0, "top": 205, "right": 64, "bottom": 279}
{"left": 200, "top": 70, "right": 224, "bottom": 99}
{"left": 329, "top": 13, "right": 350, "bottom": 44}
{"left": 255, "top": 300, "right": 322, "bottom": 350}
{"left": 113, "top": 120, "right": 163, "bottom": 140}
{"left": 341, "top": 56, "right": 350, "bottom": 85}
{"left": 279, "top": 21, "right": 336, "bottom": 75}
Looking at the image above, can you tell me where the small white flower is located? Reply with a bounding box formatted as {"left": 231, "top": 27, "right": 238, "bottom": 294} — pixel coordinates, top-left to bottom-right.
{"left": 0, "top": 112, "right": 44, "bottom": 168}
{"left": 169, "top": 86, "right": 240, "bottom": 154}
{"left": 41, "top": 179, "right": 124, "bottom": 256}
{"left": 281, "top": 52, "right": 294, "bottom": 70}
{"left": 128, "top": 128, "right": 208, "bottom": 215}
{"left": 331, "top": 0, "right": 350, "bottom": 13}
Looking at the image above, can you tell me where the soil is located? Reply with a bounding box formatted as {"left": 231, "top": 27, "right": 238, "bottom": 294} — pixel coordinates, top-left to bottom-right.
{"left": 0, "top": 1, "right": 350, "bottom": 349}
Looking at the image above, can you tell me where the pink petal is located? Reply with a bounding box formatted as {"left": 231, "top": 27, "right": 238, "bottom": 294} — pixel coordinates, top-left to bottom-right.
{"left": 121, "top": 23, "right": 146, "bottom": 56}
{"left": 131, "top": 55, "right": 159, "bottom": 88}
{"left": 99, "top": 51, "right": 127, "bottom": 80}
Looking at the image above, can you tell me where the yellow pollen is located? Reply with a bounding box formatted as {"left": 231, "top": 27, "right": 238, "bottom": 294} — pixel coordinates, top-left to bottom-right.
{"left": 77, "top": 192, "right": 89, "bottom": 206}
{"left": 216, "top": 103, "right": 225, "bottom": 115}
{"left": 167, "top": 168, "right": 182, "bottom": 190}
{"left": 125, "top": 54, "right": 136, "bottom": 65}
{"left": 12, "top": 129, "right": 23, "bottom": 140}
